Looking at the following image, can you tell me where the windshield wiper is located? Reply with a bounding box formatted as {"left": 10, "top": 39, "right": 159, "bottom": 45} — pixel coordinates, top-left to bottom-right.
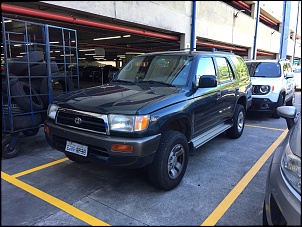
{"left": 138, "top": 80, "right": 175, "bottom": 87}
{"left": 111, "top": 79, "right": 135, "bottom": 84}
{"left": 251, "top": 75, "right": 266, "bottom": 77}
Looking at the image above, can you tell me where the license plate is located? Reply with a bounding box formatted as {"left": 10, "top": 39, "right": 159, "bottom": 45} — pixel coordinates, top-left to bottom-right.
{"left": 65, "top": 141, "right": 88, "bottom": 157}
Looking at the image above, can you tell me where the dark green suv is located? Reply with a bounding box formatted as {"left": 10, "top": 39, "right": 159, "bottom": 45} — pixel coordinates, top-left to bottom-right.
{"left": 44, "top": 50, "right": 252, "bottom": 190}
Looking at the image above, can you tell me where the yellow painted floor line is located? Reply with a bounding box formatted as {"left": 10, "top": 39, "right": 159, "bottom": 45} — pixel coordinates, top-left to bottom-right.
{"left": 1, "top": 171, "right": 110, "bottom": 226}
{"left": 200, "top": 129, "right": 288, "bottom": 226}
{"left": 245, "top": 124, "right": 284, "bottom": 131}
{"left": 12, "top": 157, "right": 69, "bottom": 178}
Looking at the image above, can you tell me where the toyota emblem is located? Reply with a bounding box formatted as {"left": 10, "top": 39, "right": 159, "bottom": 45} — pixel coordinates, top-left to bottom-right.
{"left": 74, "top": 117, "right": 82, "bottom": 125}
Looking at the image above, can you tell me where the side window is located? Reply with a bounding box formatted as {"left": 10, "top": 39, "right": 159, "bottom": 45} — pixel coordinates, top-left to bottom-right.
{"left": 286, "top": 63, "right": 293, "bottom": 73}
{"left": 282, "top": 62, "right": 292, "bottom": 76}
{"left": 282, "top": 63, "right": 287, "bottom": 76}
{"left": 196, "top": 57, "right": 216, "bottom": 84}
{"left": 229, "top": 56, "right": 249, "bottom": 79}
{"left": 282, "top": 63, "right": 286, "bottom": 76}
{"left": 215, "top": 57, "right": 234, "bottom": 83}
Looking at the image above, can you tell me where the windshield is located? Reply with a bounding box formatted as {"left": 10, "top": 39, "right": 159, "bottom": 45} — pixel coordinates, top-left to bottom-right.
{"left": 114, "top": 55, "right": 193, "bottom": 86}
{"left": 246, "top": 62, "right": 281, "bottom": 78}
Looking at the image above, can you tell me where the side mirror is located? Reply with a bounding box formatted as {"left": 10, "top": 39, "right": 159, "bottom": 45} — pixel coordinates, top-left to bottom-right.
{"left": 277, "top": 106, "right": 297, "bottom": 129}
{"left": 199, "top": 75, "right": 217, "bottom": 88}
{"left": 285, "top": 72, "right": 294, "bottom": 78}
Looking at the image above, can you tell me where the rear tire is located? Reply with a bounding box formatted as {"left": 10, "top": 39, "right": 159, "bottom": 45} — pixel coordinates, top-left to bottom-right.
{"left": 146, "top": 130, "right": 189, "bottom": 191}
{"left": 226, "top": 104, "right": 245, "bottom": 139}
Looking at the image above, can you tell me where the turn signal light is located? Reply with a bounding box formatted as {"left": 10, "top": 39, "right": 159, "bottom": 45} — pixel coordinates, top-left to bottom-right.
{"left": 111, "top": 144, "right": 133, "bottom": 152}
{"left": 44, "top": 125, "right": 49, "bottom": 136}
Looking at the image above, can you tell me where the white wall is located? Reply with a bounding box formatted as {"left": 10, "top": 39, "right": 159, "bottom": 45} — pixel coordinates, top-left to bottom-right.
{"left": 43, "top": 1, "right": 301, "bottom": 59}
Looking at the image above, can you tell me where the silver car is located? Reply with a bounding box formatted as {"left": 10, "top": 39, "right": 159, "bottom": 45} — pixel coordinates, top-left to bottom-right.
{"left": 293, "top": 67, "right": 301, "bottom": 90}
{"left": 263, "top": 106, "right": 301, "bottom": 225}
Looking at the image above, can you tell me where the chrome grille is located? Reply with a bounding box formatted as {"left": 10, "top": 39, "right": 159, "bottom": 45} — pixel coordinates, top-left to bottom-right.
{"left": 56, "top": 108, "right": 108, "bottom": 134}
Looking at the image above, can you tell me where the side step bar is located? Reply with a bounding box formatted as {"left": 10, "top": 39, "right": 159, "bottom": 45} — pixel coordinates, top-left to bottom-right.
{"left": 191, "top": 123, "right": 233, "bottom": 150}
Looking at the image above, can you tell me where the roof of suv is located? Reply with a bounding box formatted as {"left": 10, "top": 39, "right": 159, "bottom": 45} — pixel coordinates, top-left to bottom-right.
{"left": 137, "top": 50, "right": 237, "bottom": 57}
{"left": 245, "top": 59, "right": 291, "bottom": 64}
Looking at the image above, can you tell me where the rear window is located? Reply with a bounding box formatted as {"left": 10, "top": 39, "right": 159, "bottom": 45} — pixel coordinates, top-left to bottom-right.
{"left": 246, "top": 62, "right": 281, "bottom": 78}
{"left": 229, "top": 56, "right": 249, "bottom": 79}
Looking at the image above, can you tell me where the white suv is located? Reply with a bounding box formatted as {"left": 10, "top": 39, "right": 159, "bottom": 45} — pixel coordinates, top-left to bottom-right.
{"left": 245, "top": 59, "right": 295, "bottom": 118}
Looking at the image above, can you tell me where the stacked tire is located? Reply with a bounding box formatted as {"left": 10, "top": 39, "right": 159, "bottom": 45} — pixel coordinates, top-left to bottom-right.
{"left": 2, "top": 51, "right": 75, "bottom": 134}
{"left": 2, "top": 51, "right": 75, "bottom": 159}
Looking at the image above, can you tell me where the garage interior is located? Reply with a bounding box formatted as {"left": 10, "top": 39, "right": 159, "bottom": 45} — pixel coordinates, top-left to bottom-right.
{"left": 0, "top": 1, "right": 294, "bottom": 158}
{"left": 1, "top": 1, "right": 279, "bottom": 89}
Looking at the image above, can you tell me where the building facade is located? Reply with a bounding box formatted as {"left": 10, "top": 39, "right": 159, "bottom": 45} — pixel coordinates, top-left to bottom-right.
{"left": 1, "top": 1, "right": 301, "bottom": 66}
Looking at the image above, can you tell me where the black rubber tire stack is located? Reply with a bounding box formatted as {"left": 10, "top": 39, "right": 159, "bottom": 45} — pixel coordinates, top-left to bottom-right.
{"left": 2, "top": 51, "right": 75, "bottom": 158}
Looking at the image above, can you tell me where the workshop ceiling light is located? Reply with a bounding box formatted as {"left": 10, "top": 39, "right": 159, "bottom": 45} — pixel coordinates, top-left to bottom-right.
{"left": 79, "top": 49, "right": 95, "bottom": 52}
{"left": 93, "top": 36, "right": 121, "bottom": 41}
{"left": 60, "top": 54, "right": 74, "bottom": 56}
{"left": 125, "top": 52, "right": 145, "bottom": 55}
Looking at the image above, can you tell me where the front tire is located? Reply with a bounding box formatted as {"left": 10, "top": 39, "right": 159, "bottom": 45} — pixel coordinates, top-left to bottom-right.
{"left": 226, "top": 104, "right": 245, "bottom": 139}
{"left": 286, "top": 93, "right": 295, "bottom": 106}
{"left": 146, "top": 130, "right": 189, "bottom": 191}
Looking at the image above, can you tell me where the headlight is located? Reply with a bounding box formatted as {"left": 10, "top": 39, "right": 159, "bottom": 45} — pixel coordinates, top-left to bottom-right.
{"left": 47, "top": 104, "right": 59, "bottom": 120}
{"left": 108, "top": 114, "right": 150, "bottom": 132}
{"left": 253, "top": 85, "right": 270, "bottom": 95}
{"left": 281, "top": 144, "right": 301, "bottom": 194}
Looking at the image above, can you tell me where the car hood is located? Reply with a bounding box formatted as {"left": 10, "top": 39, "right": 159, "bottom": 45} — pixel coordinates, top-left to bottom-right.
{"left": 250, "top": 77, "right": 280, "bottom": 85}
{"left": 52, "top": 83, "right": 185, "bottom": 114}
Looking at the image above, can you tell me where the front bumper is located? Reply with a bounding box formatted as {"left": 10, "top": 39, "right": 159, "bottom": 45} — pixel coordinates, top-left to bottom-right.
{"left": 44, "top": 120, "right": 161, "bottom": 168}
{"left": 248, "top": 98, "right": 277, "bottom": 113}
{"left": 263, "top": 154, "right": 301, "bottom": 225}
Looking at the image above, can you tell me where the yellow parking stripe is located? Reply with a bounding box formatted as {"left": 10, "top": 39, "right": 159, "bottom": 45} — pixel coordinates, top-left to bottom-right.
{"left": 245, "top": 124, "right": 285, "bottom": 131}
{"left": 201, "top": 129, "right": 288, "bottom": 226}
{"left": 1, "top": 123, "right": 289, "bottom": 226}
{"left": 12, "top": 158, "right": 69, "bottom": 178}
{"left": 1, "top": 172, "right": 110, "bottom": 226}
